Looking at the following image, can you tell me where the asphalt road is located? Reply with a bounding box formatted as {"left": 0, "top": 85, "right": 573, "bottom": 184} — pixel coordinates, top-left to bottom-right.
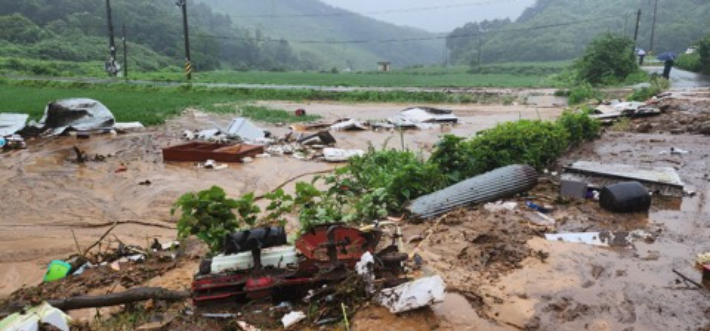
{"left": 643, "top": 67, "right": 710, "bottom": 88}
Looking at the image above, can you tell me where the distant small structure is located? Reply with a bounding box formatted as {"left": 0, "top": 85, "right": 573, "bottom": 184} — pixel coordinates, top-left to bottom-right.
{"left": 686, "top": 47, "right": 697, "bottom": 54}
{"left": 377, "top": 62, "right": 391, "bottom": 72}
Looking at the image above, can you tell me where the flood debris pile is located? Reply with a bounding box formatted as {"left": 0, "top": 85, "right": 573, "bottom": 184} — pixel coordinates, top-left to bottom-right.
{"left": 0, "top": 98, "right": 145, "bottom": 153}
{"left": 591, "top": 91, "right": 710, "bottom": 135}
{"left": 2, "top": 227, "right": 184, "bottom": 313}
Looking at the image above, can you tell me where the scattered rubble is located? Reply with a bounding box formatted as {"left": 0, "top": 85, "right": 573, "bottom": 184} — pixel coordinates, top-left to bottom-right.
{"left": 563, "top": 161, "right": 686, "bottom": 197}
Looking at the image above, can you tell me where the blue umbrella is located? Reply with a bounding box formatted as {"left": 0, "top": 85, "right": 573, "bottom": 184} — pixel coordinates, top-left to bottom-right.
{"left": 657, "top": 52, "right": 677, "bottom": 61}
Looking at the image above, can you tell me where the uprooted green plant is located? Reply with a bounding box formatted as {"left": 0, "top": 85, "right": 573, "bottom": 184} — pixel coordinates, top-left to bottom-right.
{"left": 172, "top": 186, "right": 260, "bottom": 254}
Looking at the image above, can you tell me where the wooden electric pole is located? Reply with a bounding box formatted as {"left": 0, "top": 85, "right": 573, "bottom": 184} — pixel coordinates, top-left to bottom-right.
{"left": 477, "top": 33, "right": 483, "bottom": 67}
{"left": 122, "top": 23, "right": 128, "bottom": 79}
{"left": 649, "top": 0, "right": 659, "bottom": 51}
{"left": 105, "top": 0, "right": 118, "bottom": 76}
{"left": 177, "top": 0, "right": 192, "bottom": 80}
{"left": 633, "top": 9, "right": 642, "bottom": 55}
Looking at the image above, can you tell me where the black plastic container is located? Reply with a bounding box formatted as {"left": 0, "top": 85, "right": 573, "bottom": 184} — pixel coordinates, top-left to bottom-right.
{"left": 223, "top": 226, "right": 287, "bottom": 255}
{"left": 599, "top": 182, "right": 651, "bottom": 213}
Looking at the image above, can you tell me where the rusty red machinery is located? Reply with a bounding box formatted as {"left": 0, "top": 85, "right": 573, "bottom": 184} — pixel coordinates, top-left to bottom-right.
{"left": 192, "top": 224, "right": 407, "bottom": 306}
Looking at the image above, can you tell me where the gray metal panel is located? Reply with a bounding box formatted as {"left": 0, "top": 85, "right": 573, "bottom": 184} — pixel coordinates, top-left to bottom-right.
{"left": 226, "top": 118, "right": 264, "bottom": 141}
{"left": 408, "top": 165, "right": 539, "bottom": 220}
{"left": 0, "top": 113, "right": 29, "bottom": 136}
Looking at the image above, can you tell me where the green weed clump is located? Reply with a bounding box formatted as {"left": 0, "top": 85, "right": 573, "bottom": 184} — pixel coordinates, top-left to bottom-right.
{"left": 346, "top": 147, "right": 447, "bottom": 211}
{"left": 463, "top": 120, "right": 570, "bottom": 173}
{"left": 430, "top": 111, "right": 601, "bottom": 176}
{"left": 567, "top": 83, "right": 601, "bottom": 105}
{"left": 556, "top": 109, "right": 601, "bottom": 146}
{"left": 627, "top": 76, "right": 670, "bottom": 101}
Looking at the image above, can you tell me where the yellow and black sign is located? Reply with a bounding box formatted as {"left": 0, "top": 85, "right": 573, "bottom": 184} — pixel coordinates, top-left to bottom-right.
{"left": 185, "top": 60, "right": 193, "bottom": 79}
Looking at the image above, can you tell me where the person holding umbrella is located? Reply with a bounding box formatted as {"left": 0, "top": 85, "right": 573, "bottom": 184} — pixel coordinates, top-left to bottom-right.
{"left": 657, "top": 52, "right": 677, "bottom": 79}
{"left": 637, "top": 48, "right": 647, "bottom": 65}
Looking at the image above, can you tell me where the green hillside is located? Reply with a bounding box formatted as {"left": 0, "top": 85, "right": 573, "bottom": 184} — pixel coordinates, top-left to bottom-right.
{"left": 197, "top": 0, "right": 443, "bottom": 71}
{"left": 0, "top": 0, "right": 345, "bottom": 75}
{"left": 447, "top": 0, "right": 710, "bottom": 65}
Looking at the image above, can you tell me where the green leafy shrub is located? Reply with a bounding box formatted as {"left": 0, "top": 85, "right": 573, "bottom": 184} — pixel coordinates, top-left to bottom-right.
{"left": 574, "top": 33, "right": 638, "bottom": 86}
{"left": 172, "top": 186, "right": 259, "bottom": 254}
{"left": 627, "top": 76, "right": 670, "bottom": 101}
{"left": 556, "top": 110, "right": 601, "bottom": 146}
{"left": 698, "top": 34, "right": 710, "bottom": 74}
{"left": 346, "top": 147, "right": 447, "bottom": 211}
{"left": 568, "top": 83, "right": 600, "bottom": 105}
{"left": 428, "top": 135, "right": 478, "bottom": 183}
{"left": 463, "top": 120, "right": 570, "bottom": 173}
{"left": 675, "top": 52, "right": 701, "bottom": 72}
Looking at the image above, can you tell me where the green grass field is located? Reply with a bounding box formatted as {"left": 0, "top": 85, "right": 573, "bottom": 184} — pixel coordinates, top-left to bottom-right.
{"left": 1, "top": 59, "right": 571, "bottom": 88}
{"left": 132, "top": 63, "right": 568, "bottom": 88}
{"left": 0, "top": 79, "right": 518, "bottom": 126}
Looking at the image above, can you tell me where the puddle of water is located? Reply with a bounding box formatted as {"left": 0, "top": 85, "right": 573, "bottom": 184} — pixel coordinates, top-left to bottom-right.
{"left": 432, "top": 293, "right": 511, "bottom": 331}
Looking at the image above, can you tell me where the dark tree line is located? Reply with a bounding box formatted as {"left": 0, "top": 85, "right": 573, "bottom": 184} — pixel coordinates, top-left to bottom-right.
{"left": 0, "top": 0, "right": 317, "bottom": 71}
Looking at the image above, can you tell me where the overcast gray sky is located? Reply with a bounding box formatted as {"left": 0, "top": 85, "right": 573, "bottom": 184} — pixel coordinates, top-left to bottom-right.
{"left": 319, "top": 0, "right": 537, "bottom": 33}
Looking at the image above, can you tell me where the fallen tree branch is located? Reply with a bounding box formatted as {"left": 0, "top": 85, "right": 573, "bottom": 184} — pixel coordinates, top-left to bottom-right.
{"left": 672, "top": 269, "right": 703, "bottom": 288}
{"left": 82, "top": 221, "right": 118, "bottom": 256}
{"left": 74, "top": 220, "right": 177, "bottom": 230}
{"left": 255, "top": 169, "right": 335, "bottom": 200}
{"left": 2, "top": 287, "right": 190, "bottom": 314}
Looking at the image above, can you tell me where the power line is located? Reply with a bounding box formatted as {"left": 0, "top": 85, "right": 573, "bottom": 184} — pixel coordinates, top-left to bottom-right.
{"left": 230, "top": 0, "right": 525, "bottom": 19}
{"left": 194, "top": 14, "right": 624, "bottom": 45}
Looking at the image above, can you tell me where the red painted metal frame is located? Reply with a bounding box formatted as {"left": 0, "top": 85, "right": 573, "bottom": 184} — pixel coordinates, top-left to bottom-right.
{"left": 162, "top": 142, "right": 264, "bottom": 163}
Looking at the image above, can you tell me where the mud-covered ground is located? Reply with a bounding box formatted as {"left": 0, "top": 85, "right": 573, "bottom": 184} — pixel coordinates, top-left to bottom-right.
{"left": 2, "top": 93, "right": 710, "bottom": 331}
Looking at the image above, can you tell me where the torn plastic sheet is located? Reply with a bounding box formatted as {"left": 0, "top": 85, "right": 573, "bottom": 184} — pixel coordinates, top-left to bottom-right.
{"left": 376, "top": 275, "right": 446, "bottom": 314}
{"left": 400, "top": 107, "right": 458, "bottom": 123}
{"left": 26, "top": 99, "right": 115, "bottom": 137}
{"left": 323, "top": 148, "right": 365, "bottom": 162}
{"left": 330, "top": 118, "right": 367, "bottom": 131}
{"left": 0, "top": 113, "right": 29, "bottom": 136}
{"left": 0, "top": 302, "right": 71, "bottom": 331}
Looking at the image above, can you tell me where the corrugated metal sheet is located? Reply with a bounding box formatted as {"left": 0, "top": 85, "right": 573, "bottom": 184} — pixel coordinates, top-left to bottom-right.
{"left": 408, "top": 165, "right": 538, "bottom": 219}
{"left": 225, "top": 118, "right": 265, "bottom": 141}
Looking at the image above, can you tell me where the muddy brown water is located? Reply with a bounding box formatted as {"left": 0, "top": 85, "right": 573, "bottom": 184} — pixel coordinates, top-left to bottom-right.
{"left": 0, "top": 102, "right": 562, "bottom": 328}
{"left": 3, "top": 99, "right": 710, "bottom": 330}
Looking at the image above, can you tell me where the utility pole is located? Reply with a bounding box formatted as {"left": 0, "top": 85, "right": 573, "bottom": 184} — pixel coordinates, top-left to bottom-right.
{"left": 177, "top": 0, "right": 192, "bottom": 80}
{"left": 477, "top": 33, "right": 483, "bottom": 67}
{"left": 122, "top": 23, "right": 128, "bottom": 79}
{"left": 105, "top": 0, "right": 118, "bottom": 77}
{"left": 633, "top": 9, "right": 642, "bottom": 56}
{"left": 649, "top": 0, "right": 659, "bottom": 51}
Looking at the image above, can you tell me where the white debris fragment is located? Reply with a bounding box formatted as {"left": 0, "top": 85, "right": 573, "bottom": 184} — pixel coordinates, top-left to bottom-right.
{"left": 483, "top": 201, "right": 518, "bottom": 212}
{"left": 376, "top": 275, "right": 446, "bottom": 314}
{"left": 183, "top": 130, "right": 195, "bottom": 140}
{"left": 236, "top": 321, "right": 261, "bottom": 331}
{"left": 281, "top": 311, "right": 307, "bottom": 329}
{"left": 330, "top": 118, "right": 367, "bottom": 131}
{"left": 323, "top": 148, "right": 365, "bottom": 162}
{"left": 0, "top": 302, "right": 71, "bottom": 331}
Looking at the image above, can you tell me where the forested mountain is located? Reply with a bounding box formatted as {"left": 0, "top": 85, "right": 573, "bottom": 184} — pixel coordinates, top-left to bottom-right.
{"left": 196, "top": 0, "right": 443, "bottom": 70}
{"left": 0, "top": 0, "right": 319, "bottom": 72}
{"left": 0, "top": 0, "right": 442, "bottom": 75}
{"left": 447, "top": 0, "right": 710, "bottom": 65}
